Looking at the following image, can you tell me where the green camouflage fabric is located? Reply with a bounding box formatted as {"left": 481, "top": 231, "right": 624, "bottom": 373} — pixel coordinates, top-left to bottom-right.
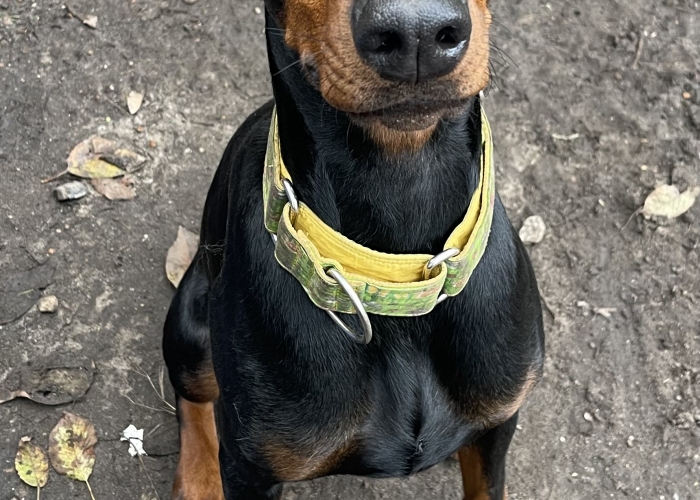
{"left": 263, "top": 108, "right": 496, "bottom": 317}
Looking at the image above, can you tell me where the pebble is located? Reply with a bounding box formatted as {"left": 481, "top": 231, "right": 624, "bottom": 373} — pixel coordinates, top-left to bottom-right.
{"left": 37, "top": 295, "right": 58, "bottom": 313}
{"left": 583, "top": 412, "right": 594, "bottom": 422}
{"left": 626, "top": 435, "right": 635, "bottom": 447}
{"left": 54, "top": 181, "right": 87, "bottom": 201}
{"left": 519, "top": 215, "right": 546, "bottom": 244}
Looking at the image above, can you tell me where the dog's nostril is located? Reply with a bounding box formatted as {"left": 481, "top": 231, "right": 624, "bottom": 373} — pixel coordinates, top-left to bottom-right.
{"left": 435, "top": 27, "right": 461, "bottom": 49}
{"left": 375, "top": 31, "right": 403, "bottom": 54}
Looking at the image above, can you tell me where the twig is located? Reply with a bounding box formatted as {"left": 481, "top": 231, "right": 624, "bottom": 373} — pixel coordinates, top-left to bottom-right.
{"left": 621, "top": 208, "right": 641, "bottom": 232}
{"left": 631, "top": 31, "right": 644, "bottom": 69}
{"left": 122, "top": 393, "right": 175, "bottom": 415}
{"left": 552, "top": 133, "right": 580, "bottom": 141}
{"left": 540, "top": 293, "right": 556, "bottom": 320}
{"left": 132, "top": 365, "right": 176, "bottom": 412}
{"left": 145, "top": 423, "right": 162, "bottom": 439}
{"left": 137, "top": 453, "right": 161, "bottom": 500}
{"left": 158, "top": 366, "right": 166, "bottom": 402}
{"left": 40, "top": 168, "right": 68, "bottom": 183}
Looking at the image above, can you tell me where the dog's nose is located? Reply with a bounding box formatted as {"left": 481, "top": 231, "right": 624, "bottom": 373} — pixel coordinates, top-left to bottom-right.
{"left": 352, "top": 0, "right": 471, "bottom": 84}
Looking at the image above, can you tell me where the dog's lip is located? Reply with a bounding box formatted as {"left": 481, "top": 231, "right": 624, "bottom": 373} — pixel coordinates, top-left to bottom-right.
{"left": 348, "top": 98, "right": 469, "bottom": 119}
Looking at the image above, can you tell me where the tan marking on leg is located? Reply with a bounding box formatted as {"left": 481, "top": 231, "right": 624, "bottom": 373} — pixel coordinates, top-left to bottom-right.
{"left": 482, "top": 368, "right": 540, "bottom": 426}
{"left": 171, "top": 400, "right": 223, "bottom": 500}
{"left": 183, "top": 362, "right": 220, "bottom": 403}
{"left": 458, "top": 445, "right": 490, "bottom": 500}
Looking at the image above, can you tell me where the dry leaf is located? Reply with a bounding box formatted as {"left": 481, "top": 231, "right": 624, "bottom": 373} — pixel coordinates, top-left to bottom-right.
{"left": 82, "top": 15, "right": 97, "bottom": 29}
{"left": 70, "top": 158, "right": 125, "bottom": 179}
{"left": 166, "top": 226, "right": 199, "bottom": 287}
{"left": 127, "top": 91, "right": 144, "bottom": 115}
{"left": 49, "top": 412, "right": 97, "bottom": 490}
{"left": 15, "top": 437, "right": 49, "bottom": 490}
{"left": 0, "top": 357, "right": 95, "bottom": 406}
{"left": 642, "top": 185, "right": 700, "bottom": 219}
{"left": 91, "top": 175, "right": 136, "bottom": 201}
{"left": 63, "top": 136, "right": 145, "bottom": 180}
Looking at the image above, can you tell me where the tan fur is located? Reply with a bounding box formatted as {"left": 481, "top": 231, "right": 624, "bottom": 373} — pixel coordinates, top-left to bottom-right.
{"left": 281, "top": 0, "right": 492, "bottom": 153}
{"left": 172, "top": 400, "right": 224, "bottom": 500}
{"left": 458, "top": 445, "right": 490, "bottom": 500}
{"left": 183, "top": 364, "right": 220, "bottom": 402}
{"left": 262, "top": 438, "right": 357, "bottom": 482}
{"left": 478, "top": 368, "right": 541, "bottom": 427}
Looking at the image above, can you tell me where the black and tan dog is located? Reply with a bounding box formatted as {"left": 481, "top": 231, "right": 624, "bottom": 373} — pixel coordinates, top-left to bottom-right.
{"left": 163, "top": 0, "right": 544, "bottom": 498}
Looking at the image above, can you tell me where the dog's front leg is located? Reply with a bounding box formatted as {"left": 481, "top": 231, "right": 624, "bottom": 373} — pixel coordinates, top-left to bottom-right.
{"left": 458, "top": 412, "right": 519, "bottom": 500}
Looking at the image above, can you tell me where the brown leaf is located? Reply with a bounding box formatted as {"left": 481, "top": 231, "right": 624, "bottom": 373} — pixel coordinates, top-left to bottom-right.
{"left": 91, "top": 175, "right": 136, "bottom": 201}
{"left": 15, "top": 437, "right": 49, "bottom": 488}
{"left": 166, "top": 226, "right": 199, "bottom": 288}
{"left": 0, "top": 357, "right": 95, "bottom": 405}
{"left": 49, "top": 412, "right": 97, "bottom": 482}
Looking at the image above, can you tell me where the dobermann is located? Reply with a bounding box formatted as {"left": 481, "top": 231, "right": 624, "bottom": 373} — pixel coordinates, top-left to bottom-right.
{"left": 163, "top": 0, "right": 545, "bottom": 498}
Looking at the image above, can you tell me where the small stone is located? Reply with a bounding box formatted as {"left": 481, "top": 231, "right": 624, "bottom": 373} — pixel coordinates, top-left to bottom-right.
{"left": 254, "top": 6, "right": 262, "bottom": 14}
{"left": 519, "top": 215, "right": 546, "bottom": 244}
{"left": 583, "top": 412, "right": 594, "bottom": 422}
{"left": 148, "top": 140, "right": 157, "bottom": 149}
{"left": 54, "top": 181, "right": 87, "bottom": 201}
{"left": 683, "top": 91, "right": 692, "bottom": 100}
{"left": 626, "top": 435, "right": 635, "bottom": 447}
{"left": 37, "top": 295, "right": 58, "bottom": 313}
{"left": 674, "top": 412, "right": 695, "bottom": 429}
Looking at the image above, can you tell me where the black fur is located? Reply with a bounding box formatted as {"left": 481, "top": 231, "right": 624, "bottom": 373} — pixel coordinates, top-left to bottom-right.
{"left": 163, "top": 10, "right": 544, "bottom": 499}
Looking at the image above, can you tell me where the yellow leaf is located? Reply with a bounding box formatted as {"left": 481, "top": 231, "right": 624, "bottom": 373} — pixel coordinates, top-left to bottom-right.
{"left": 48, "top": 412, "right": 98, "bottom": 483}
{"left": 68, "top": 158, "right": 125, "bottom": 179}
{"left": 15, "top": 437, "right": 49, "bottom": 488}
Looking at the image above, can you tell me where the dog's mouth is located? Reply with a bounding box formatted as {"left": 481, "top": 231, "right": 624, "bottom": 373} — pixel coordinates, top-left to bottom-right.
{"left": 348, "top": 98, "right": 470, "bottom": 131}
{"left": 303, "top": 62, "right": 471, "bottom": 131}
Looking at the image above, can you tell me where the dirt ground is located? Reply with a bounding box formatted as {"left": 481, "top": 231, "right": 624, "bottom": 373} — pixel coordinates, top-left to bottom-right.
{"left": 1, "top": 0, "right": 699, "bottom": 498}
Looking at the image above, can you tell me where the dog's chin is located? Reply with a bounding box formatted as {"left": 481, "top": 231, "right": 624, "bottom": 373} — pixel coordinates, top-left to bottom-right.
{"left": 349, "top": 102, "right": 468, "bottom": 132}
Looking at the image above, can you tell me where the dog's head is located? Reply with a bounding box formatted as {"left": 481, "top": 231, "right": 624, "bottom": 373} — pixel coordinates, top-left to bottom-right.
{"left": 266, "top": 0, "right": 491, "bottom": 150}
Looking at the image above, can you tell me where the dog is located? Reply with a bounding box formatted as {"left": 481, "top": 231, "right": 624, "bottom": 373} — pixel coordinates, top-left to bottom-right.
{"left": 162, "top": 0, "right": 545, "bottom": 498}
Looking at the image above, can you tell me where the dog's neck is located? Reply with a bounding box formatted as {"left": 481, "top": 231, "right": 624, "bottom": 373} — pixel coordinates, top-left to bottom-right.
{"left": 266, "top": 15, "right": 484, "bottom": 255}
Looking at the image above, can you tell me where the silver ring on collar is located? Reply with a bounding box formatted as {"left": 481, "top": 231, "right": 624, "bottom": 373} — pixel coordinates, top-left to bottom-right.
{"left": 427, "top": 247, "right": 460, "bottom": 270}
{"left": 325, "top": 267, "right": 373, "bottom": 344}
{"left": 282, "top": 179, "right": 299, "bottom": 213}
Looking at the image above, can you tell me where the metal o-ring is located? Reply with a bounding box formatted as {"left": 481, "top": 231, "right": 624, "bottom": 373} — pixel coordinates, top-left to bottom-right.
{"left": 282, "top": 179, "right": 299, "bottom": 213}
{"left": 426, "top": 247, "right": 460, "bottom": 270}
{"left": 325, "top": 267, "right": 372, "bottom": 344}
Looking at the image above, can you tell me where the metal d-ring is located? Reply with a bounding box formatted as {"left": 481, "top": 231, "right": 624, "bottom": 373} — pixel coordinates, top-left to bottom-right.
{"left": 325, "top": 267, "right": 373, "bottom": 344}
{"left": 426, "top": 247, "right": 460, "bottom": 270}
{"left": 282, "top": 178, "right": 299, "bottom": 213}
{"left": 427, "top": 248, "right": 460, "bottom": 307}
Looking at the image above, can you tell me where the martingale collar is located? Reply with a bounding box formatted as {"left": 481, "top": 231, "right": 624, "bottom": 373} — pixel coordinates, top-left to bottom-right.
{"left": 263, "top": 107, "right": 496, "bottom": 342}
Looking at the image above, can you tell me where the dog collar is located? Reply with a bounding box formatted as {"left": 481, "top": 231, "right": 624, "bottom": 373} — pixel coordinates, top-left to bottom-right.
{"left": 262, "top": 107, "right": 495, "bottom": 344}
